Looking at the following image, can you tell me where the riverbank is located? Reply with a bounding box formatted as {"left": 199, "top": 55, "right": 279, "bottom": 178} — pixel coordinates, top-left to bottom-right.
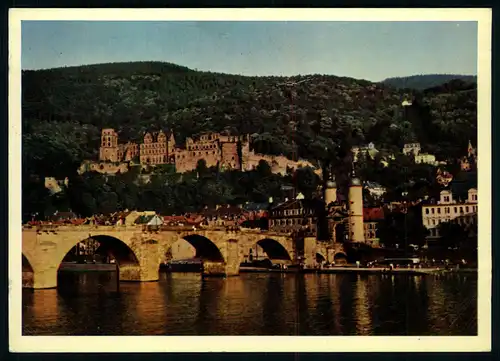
{"left": 240, "top": 266, "right": 477, "bottom": 275}
{"left": 58, "top": 262, "right": 477, "bottom": 275}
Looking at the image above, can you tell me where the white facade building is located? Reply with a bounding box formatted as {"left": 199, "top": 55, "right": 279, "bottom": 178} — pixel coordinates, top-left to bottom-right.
{"left": 421, "top": 188, "right": 478, "bottom": 240}
{"left": 352, "top": 142, "right": 379, "bottom": 162}
{"left": 402, "top": 143, "right": 421, "bottom": 156}
{"left": 415, "top": 153, "right": 437, "bottom": 166}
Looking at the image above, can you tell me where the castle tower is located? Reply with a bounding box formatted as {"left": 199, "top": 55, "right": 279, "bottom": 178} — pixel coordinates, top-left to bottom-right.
{"left": 348, "top": 176, "right": 365, "bottom": 243}
{"left": 99, "top": 128, "right": 119, "bottom": 162}
{"left": 325, "top": 177, "right": 337, "bottom": 206}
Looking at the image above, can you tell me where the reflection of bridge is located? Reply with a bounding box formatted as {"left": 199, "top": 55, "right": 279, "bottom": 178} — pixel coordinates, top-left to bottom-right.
{"left": 22, "top": 225, "right": 346, "bottom": 289}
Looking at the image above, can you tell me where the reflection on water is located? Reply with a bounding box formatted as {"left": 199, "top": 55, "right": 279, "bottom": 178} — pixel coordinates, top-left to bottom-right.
{"left": 22, "top": 272, "right": 477, "bottom": 336}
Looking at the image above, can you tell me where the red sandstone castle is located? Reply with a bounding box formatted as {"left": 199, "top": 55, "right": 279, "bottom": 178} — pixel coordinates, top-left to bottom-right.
{"left": 99, "top": 128, "right": 317, "bottom": 174}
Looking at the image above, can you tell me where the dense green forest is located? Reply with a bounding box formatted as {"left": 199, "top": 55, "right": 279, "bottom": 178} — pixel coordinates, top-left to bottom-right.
{"left": 381, "top": 74, "right": 477, "bottom": 90}
{"left": 22, "top": 61, "right": 478, "bottom": 223}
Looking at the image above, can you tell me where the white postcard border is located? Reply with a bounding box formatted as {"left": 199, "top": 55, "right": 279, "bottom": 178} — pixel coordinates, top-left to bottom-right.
{"left": 8, "top": 8, "right": 492, "bottom": 353}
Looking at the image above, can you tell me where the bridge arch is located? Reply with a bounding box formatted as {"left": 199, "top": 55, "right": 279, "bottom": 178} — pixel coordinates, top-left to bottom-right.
{"left": 59, "top": 235, "right": 141, "bottom": 269}
{"left": 22, "top": 254, "right": 34, "bottom": 288}
{"left": 180, "top": 234, "right": 225, "bottom": 262}
{"left": 316, "top": 252, "right": 326, "bottom": 263}
{"left": 253, "top": 238, "right": 292, "bottom": 262}
{"left": 334, "top": 252, "right": 348, "bottom": 265}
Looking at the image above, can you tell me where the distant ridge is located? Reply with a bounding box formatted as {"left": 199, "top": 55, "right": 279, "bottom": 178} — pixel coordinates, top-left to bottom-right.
{"left": 381, "top": 74, "right": 477, "bottom": 90}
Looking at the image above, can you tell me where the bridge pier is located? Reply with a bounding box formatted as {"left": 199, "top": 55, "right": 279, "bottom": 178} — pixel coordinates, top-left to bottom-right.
{"left": 303, "top": 236, "right": 319, "bottom": 268}
{"left": 118, "top": 263, "right": 159, "bottom": 282}
{"left": 202, "top": 237, "right": 241, "bottom": 277}
{"left": 202, "top": 261, "right": 239, "bottom": 277}
{"left": 29, "top": 266, "right": 58, "bottom": 289}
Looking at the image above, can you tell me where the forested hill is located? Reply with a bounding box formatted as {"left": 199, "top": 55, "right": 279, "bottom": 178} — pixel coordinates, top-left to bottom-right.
{"left": 381, "top": 74, "right": 477, "bottom": 90}
{"left": 22, "top": 61, "right": 477, "bottom": 180}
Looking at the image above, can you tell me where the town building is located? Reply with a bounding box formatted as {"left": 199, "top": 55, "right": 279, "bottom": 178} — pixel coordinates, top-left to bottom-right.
{"left": 200, "top": 205, "right": 247, "bottom": 228}
{"left": 436, "top": 168, "right": 454, "bottom": 187}
{"left": 421, "top": 188, "right": 478, "bottom": 240}
{"left": 268, "top": 177, "right": 364, "bottom": 244}
{"left": 415, "top": 153, "right": 437, "bottom": 166}
{"left": 134, "top": 214, "right": 164, "bottom": 226}
{"left": 364, "top": 181, "right": 387, "bottom": 199}
{"left": 402, "top": 142, "right": 421, "bottom": 156}
{"left": 44, "top": 177, "right": 69, "bottom": 194}
{"left": 363, "top": 207, "right": 385, "bottom": 247}
{"left": 351, "top": 142, "right": 379, "bottom": 162}
{"left": 402, "top": 142, "right": 444, "bottom": 166}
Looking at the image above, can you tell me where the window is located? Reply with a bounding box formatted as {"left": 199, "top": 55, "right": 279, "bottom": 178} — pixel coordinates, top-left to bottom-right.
{"left": 425, "top": 208, "right": 429, "bottom": 214}
{"left": 454, "top": 207, "right": 457, "bottom": 213}
{"left": 437, "top": 208, "right": 441, "bottom": 214}
{"left": 444, "top": 196, "right": 450, "bottom": 202}
{"left": 446, "top": 207, "right": 450, "bottom": 214}
{"left": 460, "top": 207, "right": 464, "bottom": 213}
{"left": 431, "top": 208, "right": 435, "bottom": 214}
{"left": 466, "top": 206, "right": 469, "bottom": 213}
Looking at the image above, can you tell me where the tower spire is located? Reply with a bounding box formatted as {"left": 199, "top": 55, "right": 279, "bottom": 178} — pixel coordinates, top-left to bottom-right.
{"left": 468, "top": 140, "right": 474, "bottom": 157}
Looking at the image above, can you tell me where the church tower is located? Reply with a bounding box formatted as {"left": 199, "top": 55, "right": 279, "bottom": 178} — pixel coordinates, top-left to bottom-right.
{"left": 468, "top": 140, "right": 476, "bottom": 157}
{"left": 348, "top": 175, "right": 365, "bottom": 243}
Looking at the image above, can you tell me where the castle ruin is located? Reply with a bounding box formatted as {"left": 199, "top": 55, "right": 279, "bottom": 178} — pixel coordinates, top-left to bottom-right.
{"left": 97, "top": 128, "right": 318, "bottom": 175}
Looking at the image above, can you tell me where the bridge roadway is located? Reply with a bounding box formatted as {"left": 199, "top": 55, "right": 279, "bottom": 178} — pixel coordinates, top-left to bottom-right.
{"left": 22, "top": 224, "right": 346, "bottom": 289}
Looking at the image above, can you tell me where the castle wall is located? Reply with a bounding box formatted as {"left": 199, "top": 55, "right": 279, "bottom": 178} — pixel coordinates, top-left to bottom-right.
{"left": 221, "top": 142, "right": 240, "bottom": 170}
{"left": 96, "top": 128, "right": 318, "bottom": 176}
{"left": 242, "top": 149, "right": 317, "bottom": 176}
{"left": 82, "top": 162, "right": 129, "bottom": 175}
{"left": 99, "top": 147, "right": 119, "bottom": 162}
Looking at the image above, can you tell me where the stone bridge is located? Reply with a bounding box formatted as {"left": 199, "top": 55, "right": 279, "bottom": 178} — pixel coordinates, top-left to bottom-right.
{"left": 22, "top": 224, "right": 346, "bottom": 289}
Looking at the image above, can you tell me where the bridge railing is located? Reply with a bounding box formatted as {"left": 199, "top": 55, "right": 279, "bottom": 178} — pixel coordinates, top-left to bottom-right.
{"left": 23, "top": 223, "right": 296, "bottom": 237}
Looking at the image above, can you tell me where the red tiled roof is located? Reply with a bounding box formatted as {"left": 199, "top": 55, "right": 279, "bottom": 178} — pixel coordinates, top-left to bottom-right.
{"left": 70, "top": 218, "right": 87, "bottom": 225}
{"left": 163, "top": 216, "right": 187, "bottom": 222}
{"left": 363, "top": 207, "right": 385, "bottom": 221}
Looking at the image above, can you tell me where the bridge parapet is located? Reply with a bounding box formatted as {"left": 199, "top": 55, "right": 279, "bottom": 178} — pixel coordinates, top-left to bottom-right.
{"left": 27, "top": 224, "right": 144, "bottom": 233}
{"left": 23, "top": 224, "right": 297, "bottom": 238}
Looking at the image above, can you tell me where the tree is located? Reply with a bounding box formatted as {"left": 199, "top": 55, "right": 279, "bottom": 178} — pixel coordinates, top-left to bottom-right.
{"left": 256, "top": 160, "right": 272, "bottom": 177}
{"left": 438, "top": 221, "right": 466, "bottom": 249}
{"left": 196, "top": 159, "right": 208, "bottom": 178}
{"left": 293, "top": 167, "right": 320, "bottom": 199}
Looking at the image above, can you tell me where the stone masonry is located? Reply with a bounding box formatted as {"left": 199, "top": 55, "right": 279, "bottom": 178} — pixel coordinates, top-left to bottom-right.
{"left": 22, "top": 224, "right": 346, "bottom": 289}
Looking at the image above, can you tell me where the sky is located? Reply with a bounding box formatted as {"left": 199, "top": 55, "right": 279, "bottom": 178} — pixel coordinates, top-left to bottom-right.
{"left": 21, "top": 21, "right": 478, "bottom": 81}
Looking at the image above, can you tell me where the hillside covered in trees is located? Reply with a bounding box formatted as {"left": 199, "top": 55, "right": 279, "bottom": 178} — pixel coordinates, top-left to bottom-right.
{"left": 22, "top": 61, "right": 478, "bottom": 222}
{"left": 381, "top": 74, "right": 477, "bottom": 90}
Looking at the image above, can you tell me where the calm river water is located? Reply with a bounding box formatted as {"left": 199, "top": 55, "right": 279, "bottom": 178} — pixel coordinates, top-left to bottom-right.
{"left": 22, "top": 271, "right": 477, "bottom": 336}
